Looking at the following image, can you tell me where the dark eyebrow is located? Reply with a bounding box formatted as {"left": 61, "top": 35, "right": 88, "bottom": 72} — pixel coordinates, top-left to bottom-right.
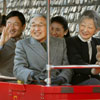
{"left": 7, "top": 20, "right": 20, "bottom": 24}
{"left": 31, "top": 22, "right": 35, "bottom": 24}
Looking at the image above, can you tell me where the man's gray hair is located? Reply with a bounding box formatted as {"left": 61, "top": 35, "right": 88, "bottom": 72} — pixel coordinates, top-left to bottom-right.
{"left": 31, "top": 13, "right": 46, "bottom": 19}
{"left": 78, "top": 10, "right": 100, "bottom": 29}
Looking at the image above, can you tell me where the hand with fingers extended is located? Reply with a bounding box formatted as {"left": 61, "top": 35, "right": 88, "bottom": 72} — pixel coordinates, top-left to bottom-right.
{"left": 0, "top": 25, "right": 11, "bottom": 46}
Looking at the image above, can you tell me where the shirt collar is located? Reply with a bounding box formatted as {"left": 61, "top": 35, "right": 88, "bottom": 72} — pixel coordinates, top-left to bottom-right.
{"left": 78, "top": 34, "right": 92, "bottom": 43}
{"left": 10, "top": 37, "right": 22, "bottom": 42}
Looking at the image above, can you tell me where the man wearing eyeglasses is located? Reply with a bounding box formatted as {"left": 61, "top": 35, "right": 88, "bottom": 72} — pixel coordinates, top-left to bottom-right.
{"left": 14, "top": 14, "right": 73, "bottom": 85}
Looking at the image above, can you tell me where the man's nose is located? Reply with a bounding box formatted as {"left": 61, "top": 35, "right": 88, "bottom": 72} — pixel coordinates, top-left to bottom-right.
{"left": 34, "top": 25, "right": 40, "bottom": 31}
{"left": 51, "top": 30, "right": 56, "bottom": 35}
{"left": 84, "top": 27, "right": 88, "bottom": 32}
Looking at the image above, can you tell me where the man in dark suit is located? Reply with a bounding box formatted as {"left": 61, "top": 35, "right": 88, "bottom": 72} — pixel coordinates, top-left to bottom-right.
{"left": 0, "top": 11, "right": 26, "bottom": 77}
{"left": 14, "top": 14, "right": 73, "bottom": 85}
{"left": 66, "top": 10, "right": 100, "bottom": 85}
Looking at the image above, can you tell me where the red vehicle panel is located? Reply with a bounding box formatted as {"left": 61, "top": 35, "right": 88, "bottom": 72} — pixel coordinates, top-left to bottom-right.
{"left": 0, "top": 82, "right": 100, "bottom": 100}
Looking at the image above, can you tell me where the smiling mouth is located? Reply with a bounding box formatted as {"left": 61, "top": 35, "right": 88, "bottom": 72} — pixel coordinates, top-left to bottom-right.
{"left": 34, "top": 32, "right": 41, "bottom": 36}
{"left": 82, "top": 32, "right": 89, "bottom": 36}
{"left": 10, "top": 30, "right": 16, "bottom": 34}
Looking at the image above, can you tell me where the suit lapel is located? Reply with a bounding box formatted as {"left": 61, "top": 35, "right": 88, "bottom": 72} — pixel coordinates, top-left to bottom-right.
{"left": 50, "top": 37, "right": 58, "bottom": 64}
{"left": 28, "top": 37, "right": 47, "bottom": 61}
{"left": 27, "top": 37, "right": 58, "bottom": 71}
{"left": 42, "top": 37, "right": 58, "bottom": 71}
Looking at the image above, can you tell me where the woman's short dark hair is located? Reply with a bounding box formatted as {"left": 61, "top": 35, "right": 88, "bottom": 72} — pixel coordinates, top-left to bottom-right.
{"left": 51, "top": 16, "right": 70, "bottom": 37}
{"left": 51, "top": 16, "right": 68, "bottom": 31}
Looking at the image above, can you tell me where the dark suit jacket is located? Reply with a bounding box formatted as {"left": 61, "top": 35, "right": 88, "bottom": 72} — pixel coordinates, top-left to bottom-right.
{"left": 66, "top": 36, "right": 100, "bottom": 84}
{"left": 14, "top": 37, "right": 73, "bottom": 83}
{"left": 0, "top": 39, "right": 16, "bottom": 77}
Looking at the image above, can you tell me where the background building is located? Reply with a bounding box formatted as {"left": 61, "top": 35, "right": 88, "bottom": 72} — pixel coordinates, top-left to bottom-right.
{"left": 0, "top": 0, "right": 100, "bottom": 37}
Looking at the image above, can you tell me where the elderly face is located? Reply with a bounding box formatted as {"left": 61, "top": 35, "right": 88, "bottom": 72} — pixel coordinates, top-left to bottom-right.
{"left": 50, "top": 22, "right": 67, "bottom": 38}
{"left": 6, "top": 16, "right": 25, "bottom": 38}
{"left": 79, "top": 18, "right": 97, "bottom": 40}
{"left": 30, "top": 16, "right": 47, "bottom": 42}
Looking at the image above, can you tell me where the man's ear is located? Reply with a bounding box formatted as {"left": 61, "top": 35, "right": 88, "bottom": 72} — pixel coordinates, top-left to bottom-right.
{"left": 22, "top": 24, "right": 26, "bottom": 31}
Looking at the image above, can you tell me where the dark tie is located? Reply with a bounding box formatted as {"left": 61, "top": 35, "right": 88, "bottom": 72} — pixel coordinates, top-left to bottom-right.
{"left": 41, "top": 42, "right": 47, "bottom": 51}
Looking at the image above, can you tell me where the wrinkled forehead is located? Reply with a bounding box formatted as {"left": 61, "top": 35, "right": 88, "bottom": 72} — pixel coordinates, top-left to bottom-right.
{"left": 31, "top": 14, "right": 46, "bottom": 19}
{"left": 30, "top": 17, "right": 46, "bottom": 25}
{"left": 30, "top": 14, "right": 46, "bottom": 24}
{"left": 31, "top": 14, "right": 46, "bottom": 20}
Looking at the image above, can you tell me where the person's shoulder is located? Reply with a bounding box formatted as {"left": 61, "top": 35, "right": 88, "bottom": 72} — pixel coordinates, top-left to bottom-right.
{"left": 92, "top": 37, "right": 100, "bottom": 44}
{"left": 51, "top": 36, "right": 64, "bottom": 41}
{"left": 66, "top": 35, "right": 78, "bottom": 42}
{"left": 93, "top": 37, "right": 100, "bottom": 40}
{"left": 50, "top": 36, "right": 65, "bottom": 45}
{"left": 17, "top": 37, "right": 31, "bottom": 45}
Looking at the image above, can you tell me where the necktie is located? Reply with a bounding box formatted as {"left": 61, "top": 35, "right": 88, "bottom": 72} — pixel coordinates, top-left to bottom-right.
{"left": 41, "top": 42, "right": 47, "bottom": 51}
